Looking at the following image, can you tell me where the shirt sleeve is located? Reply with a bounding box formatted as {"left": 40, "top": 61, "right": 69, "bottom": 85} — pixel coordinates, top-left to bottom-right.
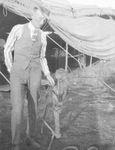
{"left": 39, "top": 31, "right": 50, "bottom": 76}
{"left": 4, "top": 24, "right": 23, "bottom": 72}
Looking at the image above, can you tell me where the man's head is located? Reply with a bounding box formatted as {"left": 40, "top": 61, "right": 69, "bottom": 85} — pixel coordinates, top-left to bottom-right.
{"left": 31, "top": 6, "right": 50, "bottom": 29}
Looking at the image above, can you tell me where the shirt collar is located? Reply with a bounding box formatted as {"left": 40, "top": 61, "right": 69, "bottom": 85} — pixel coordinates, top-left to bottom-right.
{"left": 28, "top": 22, "right": 37, "bottom": 32}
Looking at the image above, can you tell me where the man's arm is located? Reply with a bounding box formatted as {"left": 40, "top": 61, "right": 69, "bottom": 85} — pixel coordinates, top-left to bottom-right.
{"left": 40, "top": 31, "right": 55, "bottom": 86}
{"left": 4, "top": 24, "right": 23, "bottom": 72}
{"left": 40, "top": 31, "right": 50, "bottom": 75}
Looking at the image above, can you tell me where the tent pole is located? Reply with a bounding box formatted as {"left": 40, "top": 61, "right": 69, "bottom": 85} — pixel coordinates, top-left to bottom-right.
{"left": 90, "top": 56, "right": 92, "bottom": 66}
{"left": 65, "top": 43, "right": 68, "bottom": 71}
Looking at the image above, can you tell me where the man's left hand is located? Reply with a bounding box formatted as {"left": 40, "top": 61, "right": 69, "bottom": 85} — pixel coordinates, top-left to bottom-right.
{"left": 46, "top": 74, "right": 55, "bottom": 86}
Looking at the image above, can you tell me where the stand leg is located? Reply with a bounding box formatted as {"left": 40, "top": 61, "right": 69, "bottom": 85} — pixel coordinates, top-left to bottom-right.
{"left": 54, "top": 110, "right": 61, "bottom": 139}
{"left": 47, "top": 134, "right": 55, "bottom": 150}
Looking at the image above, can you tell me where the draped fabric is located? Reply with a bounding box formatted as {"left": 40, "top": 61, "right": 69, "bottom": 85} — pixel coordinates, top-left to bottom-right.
{"left": 49, "top": 15, "right": 115, "bottom": 60}
{"left": 1, "top": 0, "right": 115, "bottom": 59}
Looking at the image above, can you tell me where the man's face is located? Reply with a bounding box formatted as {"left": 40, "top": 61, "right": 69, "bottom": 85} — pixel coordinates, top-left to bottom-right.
{"left": 31, "top": 9, "right": 45, "bottom": 28}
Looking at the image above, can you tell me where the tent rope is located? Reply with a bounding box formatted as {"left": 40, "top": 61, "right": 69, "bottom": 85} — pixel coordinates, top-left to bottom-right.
{"left": 73, "top": 75, "right": 115, "bottom": 93}
{"left": 98, "top": 78, "right": 115, "bottom": 93}
{"left": 16, "top": 9, "right": 30, "bottom": 21}
{"left": 46, "top": 34, "right": 81, "bottom": 66}
{"left": 0, "top": 71, "right": 10, "bottom": 84}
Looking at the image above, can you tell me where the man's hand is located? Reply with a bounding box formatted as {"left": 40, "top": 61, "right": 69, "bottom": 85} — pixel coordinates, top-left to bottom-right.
{"left": 46, "top": 73, "right": 55, "bottom": 86}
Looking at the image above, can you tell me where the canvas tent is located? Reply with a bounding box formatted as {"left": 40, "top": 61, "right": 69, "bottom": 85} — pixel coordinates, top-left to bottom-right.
{"left": 0, "top": 0, "right": 115, "bottom": 59}
{"left": 0, "top": 0, "right": 115, "bottom": 60}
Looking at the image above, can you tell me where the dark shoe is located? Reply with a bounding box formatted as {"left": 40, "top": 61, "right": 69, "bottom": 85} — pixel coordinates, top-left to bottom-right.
{"left": 11, "top": 144, "right": 20, "bottom": 150}
{"left": 26, "top": 137, "right": 40, "bottom": 149}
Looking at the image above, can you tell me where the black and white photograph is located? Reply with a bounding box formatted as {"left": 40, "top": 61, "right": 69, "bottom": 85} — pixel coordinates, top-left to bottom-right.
{"left": 0, "top": 0, "right": 115, "bottom": 150}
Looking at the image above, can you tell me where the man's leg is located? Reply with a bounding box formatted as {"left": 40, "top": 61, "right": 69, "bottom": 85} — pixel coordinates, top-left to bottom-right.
{"left": 10, "top": 72, "right": 25, "bottom": 145}
{"left": 26, "top": 68, "right": 41, "bottom": 147}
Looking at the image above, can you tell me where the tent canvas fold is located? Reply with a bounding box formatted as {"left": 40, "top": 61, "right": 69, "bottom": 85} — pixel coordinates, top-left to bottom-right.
{"left": 49, "top": 15, "right": 115, "bottom": 59}
{"left": 1, "top": 0, "right": 115, "bottom": 59}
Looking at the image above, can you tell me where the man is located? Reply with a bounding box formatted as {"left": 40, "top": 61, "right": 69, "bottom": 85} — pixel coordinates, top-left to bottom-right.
{"left": 4, "top": 6, "right": 54, "bottom": 150}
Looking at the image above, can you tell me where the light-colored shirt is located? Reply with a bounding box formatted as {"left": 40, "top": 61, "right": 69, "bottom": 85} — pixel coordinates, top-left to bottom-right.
{"left": 4, "top": 22, "right": 50, "bottom": 75}
{"left": 28, "top": 21, "right": 38, "bottom": 39}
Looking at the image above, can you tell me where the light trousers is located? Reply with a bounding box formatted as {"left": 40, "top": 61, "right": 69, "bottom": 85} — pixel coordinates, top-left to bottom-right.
{"left": 10, "top": 63, "right": 41, "bottom": 145}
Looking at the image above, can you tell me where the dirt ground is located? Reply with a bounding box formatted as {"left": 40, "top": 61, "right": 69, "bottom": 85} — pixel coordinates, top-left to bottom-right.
{"left": 0, "top": 78, "right": 115, "bottom": 150}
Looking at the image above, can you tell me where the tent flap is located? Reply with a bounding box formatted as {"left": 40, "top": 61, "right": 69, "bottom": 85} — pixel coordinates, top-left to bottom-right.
{"left": 49, "top": 15, "right": 115, "bottom": 59}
